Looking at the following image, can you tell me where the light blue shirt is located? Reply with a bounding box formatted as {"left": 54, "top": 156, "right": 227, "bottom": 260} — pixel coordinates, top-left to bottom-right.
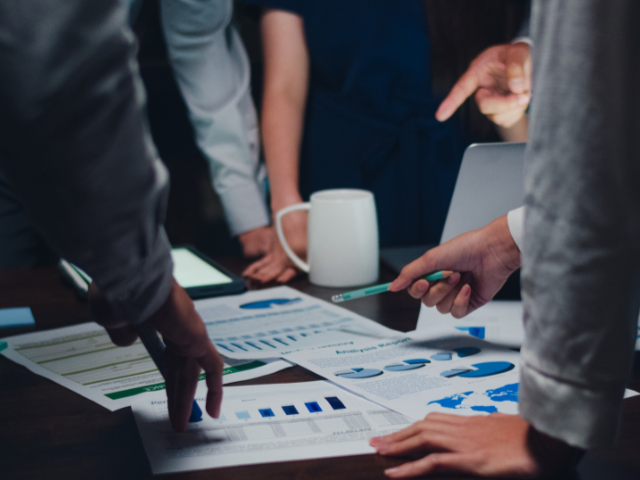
{"left": 129, "top": 0, "right": 270, "bottom": 235}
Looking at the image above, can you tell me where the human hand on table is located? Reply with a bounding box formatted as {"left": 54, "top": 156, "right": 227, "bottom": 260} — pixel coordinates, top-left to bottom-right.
{"left": 370, "top": 413, "right": 581, "bottom": 478}
{"left": 242, "top": 208, "right": 308, "bottom": 283}
{"left": 388, "top": 215, "right": 520, "bottom": 318}
{"left": 238, "top": 225, "right": 273, "bottom": 259}
{"left": 436, "top": 42, "right": 531, "bottom": 129}
{"left": 89, "top": 279, "right": 223, "bottom": 432}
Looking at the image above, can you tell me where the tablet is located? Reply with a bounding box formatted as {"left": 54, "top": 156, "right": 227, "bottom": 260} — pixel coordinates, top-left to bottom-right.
{"left": 59, "top": 246, "right": 246, "bottom": 300}
{"left": 170, "top": 246, "right": 246, "bottom": 299}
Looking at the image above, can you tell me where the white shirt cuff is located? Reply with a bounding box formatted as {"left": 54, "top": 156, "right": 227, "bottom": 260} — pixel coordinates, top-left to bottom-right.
{"left": 218, "top": 183, "right": 270, "bottom": 236}
{"left": 512, "top": 37, "right": 533, "bottom": 48}
{"left": 507, "top": 206, "right": 525, "bottom": 252}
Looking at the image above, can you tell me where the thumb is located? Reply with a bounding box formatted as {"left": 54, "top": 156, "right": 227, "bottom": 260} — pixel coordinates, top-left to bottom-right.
{"left": 389, "top": 230, "right": 480, "bottom": 292}
{"left": 389, "top": 248, "right": 444, "bottom": 292}
{"left": 506, "top": 43, "right": 531, "bottom": 95}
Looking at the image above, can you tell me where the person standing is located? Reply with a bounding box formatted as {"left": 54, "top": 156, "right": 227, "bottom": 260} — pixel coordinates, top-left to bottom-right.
{"left": 0, "top": 0, "right": 223, "bottom": 431}
{"left": 243, "top": 0, "right": 531, "bottom": 284}
{"left": 370, "top": 0, "right": 640, "bottom": 477}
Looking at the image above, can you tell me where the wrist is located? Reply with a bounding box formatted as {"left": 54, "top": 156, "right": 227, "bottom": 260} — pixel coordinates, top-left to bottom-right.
{"left": 486, "top": 215, "right": 522, "bottom": 274}
{"left": 271, "top": 192, "right": 304, "bottom": 214}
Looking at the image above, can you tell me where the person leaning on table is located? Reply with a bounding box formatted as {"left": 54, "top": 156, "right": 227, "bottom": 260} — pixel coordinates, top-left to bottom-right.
{"left": 368, "top": 0, "right": 640, "bottom": 477}
{"left": 0, "top": 0, "right": 223, "bottom": 431}
{"left": 127, "top": 0, "right": 273, "bottom": 259}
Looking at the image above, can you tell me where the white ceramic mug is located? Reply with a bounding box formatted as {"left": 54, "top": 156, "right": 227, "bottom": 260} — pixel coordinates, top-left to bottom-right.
{"left": 276, "top": 189, "right": 379, "bottom": 287}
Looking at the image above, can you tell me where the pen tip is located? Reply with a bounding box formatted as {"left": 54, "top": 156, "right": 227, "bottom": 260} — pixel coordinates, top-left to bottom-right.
{"left": 331, "top": 295, "right": 343, "bottom": 303}
{"left": 441, "top": 270, "right": 455, "bottom": 278}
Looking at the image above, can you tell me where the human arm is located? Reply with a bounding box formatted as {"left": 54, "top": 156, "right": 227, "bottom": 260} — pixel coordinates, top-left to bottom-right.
{"left": 159, "top": 0, "right": 271, "bottom": 255}
{"left": 243, "top": 7, "right": 310, "bottom": 282}
{"left": 89, "top": 280, "right": 223, "bottom": 432}
{"left": 238, "top": 226, "right": 273, "bottom": 258}
{"left": 0, "top": 0, "right": 222, "bottom": 427}
{"left": 518, "top": 0, "right": 640, "bottom": 449}
{"left": 436, "top": 42, "right": 531, "bottom": 142}
{"left": 370, "top": 413, "right": 580, "bottom": 478}
{"left": 388, "top": 214, "right": 521, "bottom": 318}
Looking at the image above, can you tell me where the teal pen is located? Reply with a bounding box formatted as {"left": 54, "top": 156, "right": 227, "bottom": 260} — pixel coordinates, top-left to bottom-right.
{"left": 331, "top": 270, "right": 454, "bottom": 303}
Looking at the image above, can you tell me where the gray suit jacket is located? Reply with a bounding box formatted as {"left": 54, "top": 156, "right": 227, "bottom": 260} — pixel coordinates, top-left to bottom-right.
{"left": 521, "top": 0, "right": 640, "bottom": 448}
{"left": 0, "top": 0, "right": 173, "bottom": 323}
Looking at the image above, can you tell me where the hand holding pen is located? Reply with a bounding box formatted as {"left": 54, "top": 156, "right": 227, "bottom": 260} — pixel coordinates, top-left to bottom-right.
{"left": 331, "top": 271, "right": 456, "bottom": 303}
{"left": 387, "top": 216, "right": 522, "bottom": 318}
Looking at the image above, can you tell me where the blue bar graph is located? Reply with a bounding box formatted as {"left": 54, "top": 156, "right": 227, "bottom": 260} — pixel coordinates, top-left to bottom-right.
{"left": 282, "top": 405, "right": 299, "bottom": 415}
{"left": 305, "top": 402, "right": 322, "bottom": 413}
{"left": 325, "top": 397, "right": 346, "bottom": 410}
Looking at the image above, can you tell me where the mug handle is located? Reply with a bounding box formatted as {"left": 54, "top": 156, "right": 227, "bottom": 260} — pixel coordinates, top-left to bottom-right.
{"left": 275, "top": 203, "right": 311, "bottom": 273}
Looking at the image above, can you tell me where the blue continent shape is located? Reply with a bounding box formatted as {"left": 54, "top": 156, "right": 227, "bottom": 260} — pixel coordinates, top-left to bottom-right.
{"left": 428, "top": 384, "right": 519, "bottom": 412}
{"left": 470, "top": 405, "right": 498, "bottom": 413}
{"left": 485, "top": 383, "right": 519, "bottom": 403}
{"left": 428, "top": 391, "right": 473, "bottom": 409}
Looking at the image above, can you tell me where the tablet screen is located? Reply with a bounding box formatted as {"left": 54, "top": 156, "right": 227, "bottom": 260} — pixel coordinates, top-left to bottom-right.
{"left": 171, "top": 248, "right": 232, "bottom": 288}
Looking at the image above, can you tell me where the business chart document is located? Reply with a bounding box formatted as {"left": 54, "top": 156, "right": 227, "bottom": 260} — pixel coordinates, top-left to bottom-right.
{"left": 132, "top": 381, "right": 412, "bottom": 474}
{"left": 417, "top": 301, "right": 524, "bottom": 348}
{"left": 1, "top": 322, "right": 290, "bottom": 411}
{"left": 418, "top": 302, "right": 640, "bottom": 350}
{"left": 286, "top": 328, "right": 526, "bottom": 420}
{"left": 194, "top": 286, "right": 401, "bottom": 359}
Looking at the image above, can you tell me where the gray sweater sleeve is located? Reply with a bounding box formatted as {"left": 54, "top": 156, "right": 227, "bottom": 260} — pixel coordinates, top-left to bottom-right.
{"left": 520, "top": 0, "right": 640, "bottom": 448}
{"left": 0, "top": 0, "right": 173, "bottom": 323}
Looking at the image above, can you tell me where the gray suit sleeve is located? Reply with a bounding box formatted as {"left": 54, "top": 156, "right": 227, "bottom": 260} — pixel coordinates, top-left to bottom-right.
{"left": 0, "top": 0, "right": 173, "bottom": 323}
{"left": 520, "top": 0, "right": 640, "bottom": 448}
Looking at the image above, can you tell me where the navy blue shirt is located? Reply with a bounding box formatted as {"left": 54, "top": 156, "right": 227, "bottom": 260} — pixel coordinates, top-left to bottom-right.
{"left": 248, "top": 0, "right": 469, "bottom": 246}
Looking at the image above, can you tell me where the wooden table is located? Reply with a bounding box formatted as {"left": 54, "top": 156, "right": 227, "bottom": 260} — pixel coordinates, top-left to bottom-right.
{"left": 1, "top": 259, "right": 639, "bottom": 480}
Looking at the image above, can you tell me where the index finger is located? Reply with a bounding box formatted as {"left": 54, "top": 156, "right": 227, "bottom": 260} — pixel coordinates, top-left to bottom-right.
{"left": 200, "top": 344, "right": 224, "bottom": 418}
{"left": 435, "top": 68, "right": 479, "bottom": 122}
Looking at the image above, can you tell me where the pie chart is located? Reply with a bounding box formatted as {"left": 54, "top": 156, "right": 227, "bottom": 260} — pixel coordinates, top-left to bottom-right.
{"left": 431, "top": 352, "right": 453, "bottom": 361}
{"left": 240, "top": 298, "right": 302, "bottom": 309}
{"left": 454, "top": 347, "right": 481, "bottom": 358}
{"left": 457, "top": 362, "right": 515, "bottom": 378}
{"left": 440, "top": 368, "right": 472, "bottom": 378}
{"left": 384, "top": 358, "right": 430, "bottom": 372}
{"left": 334, "top": 367, "right": 384, "bottom": 379}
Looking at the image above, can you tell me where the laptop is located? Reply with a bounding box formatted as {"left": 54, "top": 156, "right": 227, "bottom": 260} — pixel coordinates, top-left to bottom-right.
{"left": 380, "top": 142, "right": 525, "bottom": 276}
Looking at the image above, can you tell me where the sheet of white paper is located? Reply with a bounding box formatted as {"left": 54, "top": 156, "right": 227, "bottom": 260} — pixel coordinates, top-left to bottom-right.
{"left": 286, "top": 328, "right": 640, "bottom": 419}
{"left": 194, "top": 286, "right": 401, "bottom": 359}
{"left": 418, "top": 302, "right": 640, "bottom": 351}
{"left": 285, "top": 327, "right": 524, "bottom": 420}
{"left": 417, "top": 301, "right": 524, "bottom": 348}
{"left": 132, "top": 381, "right": 412, "bottom": 474}
{"left": 0, "top": 322, "right": 290, "bottom": 411}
